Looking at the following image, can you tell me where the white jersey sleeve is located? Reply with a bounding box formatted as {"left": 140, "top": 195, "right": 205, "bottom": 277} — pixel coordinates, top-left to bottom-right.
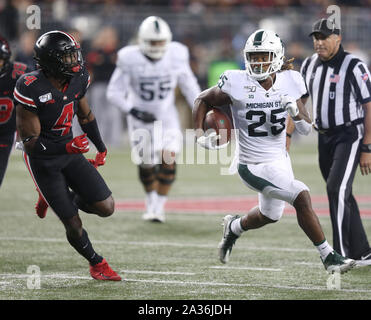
{"left": 106, "top": 46, "right": 135, "bottom": 113}
{"left": 218, "top": 70, "right": 246, "bottom": 103}
{"left": 171, "top": 42, "right": 201, "bottom": 108}
{"left": 282, "top": 70, "right": 308, "bottom": 100}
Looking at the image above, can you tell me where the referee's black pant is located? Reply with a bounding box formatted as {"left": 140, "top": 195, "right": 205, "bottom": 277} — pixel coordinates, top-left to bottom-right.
{"left": 318, "top": 123, "right": 370, "bottom": 259}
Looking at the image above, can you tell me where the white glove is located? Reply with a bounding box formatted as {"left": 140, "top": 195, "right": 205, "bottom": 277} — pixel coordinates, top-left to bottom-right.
{"left": 280, "top": 95, "right": 299, "bottom": 117}
{"left": 196, "top": 131, "right": 229, "bottom": 150}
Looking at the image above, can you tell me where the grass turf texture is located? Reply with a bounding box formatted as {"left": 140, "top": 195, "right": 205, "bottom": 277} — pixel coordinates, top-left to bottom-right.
{"left": 0, "top": 137, "right": 370, "bottom": 300}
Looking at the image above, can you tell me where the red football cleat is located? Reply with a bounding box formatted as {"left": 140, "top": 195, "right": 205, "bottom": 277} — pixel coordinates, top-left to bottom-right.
{"left": 89, "top": 259, "right": 122, "bottom": 281}
{"left": 35, "top": 189, "right": 48, "bottom": 219}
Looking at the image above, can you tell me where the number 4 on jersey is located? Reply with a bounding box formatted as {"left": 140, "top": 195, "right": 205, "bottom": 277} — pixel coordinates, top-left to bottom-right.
{"left": 52, "top": 102, "right": 74, "bottom": 136}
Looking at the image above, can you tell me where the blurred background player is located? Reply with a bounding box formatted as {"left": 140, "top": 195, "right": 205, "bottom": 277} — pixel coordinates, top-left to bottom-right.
{"left": 193, "top": 29, "right": 355, "bottom": 274}
{"left": 0, "top": 35, "right": 30, "bottom": 188}
{"left": 107, "top": 16, "right": 201, "bottom": 223}
{"left": 15, "top": 30, "right": 120, "bottom": 281}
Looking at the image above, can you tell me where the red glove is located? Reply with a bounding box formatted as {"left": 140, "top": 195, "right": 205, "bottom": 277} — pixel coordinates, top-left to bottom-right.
{"left": 66, "top": 133, "right": 89, "bottom": 154}
{"left": 88, "top": 149, "right": 107, "bottom": 168}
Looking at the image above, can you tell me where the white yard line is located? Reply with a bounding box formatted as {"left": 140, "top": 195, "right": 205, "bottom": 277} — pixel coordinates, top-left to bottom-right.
{"left": 0, "top": 236, "right": 315, "bottom": 253}
{"left": 120, "top": 270, "right": 196, "bottom": 275}
{"left": 1, "top": 272, "right": 370, "bottom": 294}
{"left": 209, "top": 266, "right": 282, "bottom": 272}
{"left": 294, "top": 262, "right": 323, "bottom": 267}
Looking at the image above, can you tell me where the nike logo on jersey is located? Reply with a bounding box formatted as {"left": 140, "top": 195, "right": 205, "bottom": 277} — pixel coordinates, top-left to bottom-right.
{"left": 40, "top": 142, "right": 46, "bottom": 151}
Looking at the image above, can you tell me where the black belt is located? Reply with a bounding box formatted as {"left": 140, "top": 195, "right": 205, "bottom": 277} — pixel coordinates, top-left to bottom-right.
{"left": 314, "top": 118, "right": 364, "bottom": 135}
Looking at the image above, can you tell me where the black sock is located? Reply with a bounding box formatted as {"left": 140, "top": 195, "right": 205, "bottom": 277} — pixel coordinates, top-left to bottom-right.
{"left": 66, "top": 228, "right": 103, "bottom": 266}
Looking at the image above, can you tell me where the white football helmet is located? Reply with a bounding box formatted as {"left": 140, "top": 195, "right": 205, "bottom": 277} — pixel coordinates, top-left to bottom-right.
{"left": 138, "top": 16, "right": 172, "bottom": 60}
{"left": 244, "top": 29, "right": 284, "bottom": 81}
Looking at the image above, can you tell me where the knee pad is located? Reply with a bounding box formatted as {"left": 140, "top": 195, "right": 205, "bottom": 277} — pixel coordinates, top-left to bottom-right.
{"left": 157, "top": 163, "right": 176, "bottom": 185}
{"left": 139, "top": 165, "right": 158, "bottom": 186}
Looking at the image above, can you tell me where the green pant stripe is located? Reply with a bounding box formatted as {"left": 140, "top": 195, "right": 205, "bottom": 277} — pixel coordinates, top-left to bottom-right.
{"left": 238, "top": 164, "right": 280, "bottom": 192}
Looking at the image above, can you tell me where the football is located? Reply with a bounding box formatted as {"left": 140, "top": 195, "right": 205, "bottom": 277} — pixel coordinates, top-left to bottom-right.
{"left": 203, "top": 108, "right": 232, "bottom": 145}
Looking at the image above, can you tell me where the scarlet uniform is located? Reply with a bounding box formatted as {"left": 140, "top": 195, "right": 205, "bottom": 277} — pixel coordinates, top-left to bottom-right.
{"left": 14, "top": 66, "right": 111, "bottom": 219}
{"left": 0, "top": 61, "right": 30, "bottom": 186}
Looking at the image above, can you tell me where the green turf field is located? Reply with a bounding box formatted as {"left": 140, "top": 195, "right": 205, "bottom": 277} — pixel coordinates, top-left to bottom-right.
{"left": 0, "top": 135, "right": 370, "bottom": 300}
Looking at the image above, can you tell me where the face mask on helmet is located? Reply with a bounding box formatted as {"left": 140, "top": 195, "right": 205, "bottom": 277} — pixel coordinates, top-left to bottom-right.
{"left": 34, "top": 31, "right": 83, "bottom": 79}
{"left": 244, "top": 29, "right": 284, "bottom": 81}
{"left": 138, "top": 16, "right": 172, "bottom": 60}
{"left": 58, "top": 46, "right": 83, "bottom": 76}
{"left": 0, "top": 37, "right": 11, "bottom": 78}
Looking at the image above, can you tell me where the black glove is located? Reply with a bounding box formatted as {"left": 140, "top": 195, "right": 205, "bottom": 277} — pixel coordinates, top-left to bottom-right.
{"left": 129, "top": 108, "right": 156, "bottom": 123}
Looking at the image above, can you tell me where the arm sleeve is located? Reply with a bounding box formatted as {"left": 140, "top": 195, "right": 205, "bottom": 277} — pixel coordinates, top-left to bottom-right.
{"left": 176, "top": 48, "right": 201, "bottom": 108}
{"left": 106, "top": 65, "right": 132, "bottom": 113}
{"left": 351, "top": 61, "right": 371, "bottom": 104}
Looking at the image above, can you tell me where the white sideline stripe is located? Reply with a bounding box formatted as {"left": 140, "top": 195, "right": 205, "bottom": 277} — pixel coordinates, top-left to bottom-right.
{"left": 294, "top": 262, "right": 322, "bottom": 267}
{"left": 209, "top": 266, "right": 282, "bottom": 272}
{"left": 1, "top": 273, "right": 371, "bottom": 293}
{"left": 125, "top": 278, "right": 371, "bottom": 293}
{"left": 121, "top": 270, "right": 196, "bottom": 275}
{"left": 0, "top": 236, "right": 315, "bottom": 253}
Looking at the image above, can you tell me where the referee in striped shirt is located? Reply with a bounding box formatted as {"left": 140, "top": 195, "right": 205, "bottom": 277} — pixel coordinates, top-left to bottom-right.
{"left": 298, "top": 18, "right": 371, "bottom": 265}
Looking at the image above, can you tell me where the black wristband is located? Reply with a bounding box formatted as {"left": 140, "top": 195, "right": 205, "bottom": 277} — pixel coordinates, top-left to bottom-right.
{"left": 286, "top": 133, "right": 292, "bottom": 138}
{"left": 80, "top": 119, "right": 106, "bottom": 153}
{"left": 361, "top": 144, "right": 371, "bottom": 153}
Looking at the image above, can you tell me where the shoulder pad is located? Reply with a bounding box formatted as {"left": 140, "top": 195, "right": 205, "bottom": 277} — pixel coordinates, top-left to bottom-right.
{"left": 168, "top": 42, "right": 189, "bottom": 61}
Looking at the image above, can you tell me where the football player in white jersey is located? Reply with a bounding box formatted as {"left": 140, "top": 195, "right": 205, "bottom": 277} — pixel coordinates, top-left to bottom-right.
{"left": 193, "top": 29, "right": 355, "bottom": 273}
{"left": 107, "top": 16, "right": 201, "bottom": 222}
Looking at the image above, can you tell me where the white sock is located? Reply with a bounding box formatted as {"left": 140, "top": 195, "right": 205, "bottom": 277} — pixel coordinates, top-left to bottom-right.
{"left": 315, "top": 240, "right": 333, "bottom": 261}
{"left": 155, "top": 195, "right": 168, "bottom": 214}
{"left": 145, "top": 190, "right": 158, "bottom": 213}
{"left": 230, "top": 217, "right": 244, "bottom": 236}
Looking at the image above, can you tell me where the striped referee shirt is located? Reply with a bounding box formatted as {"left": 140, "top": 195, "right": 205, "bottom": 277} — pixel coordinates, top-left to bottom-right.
{"left": 300, "top": 45, "right": 371, "bottom": 129}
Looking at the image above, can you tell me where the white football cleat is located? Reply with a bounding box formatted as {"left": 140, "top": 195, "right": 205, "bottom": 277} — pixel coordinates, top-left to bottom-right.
{"left": 152, "top": 211, "right": 166, "bottom": 223}
{"left": 142, "top": 212, "right": 156, "bottom": 221}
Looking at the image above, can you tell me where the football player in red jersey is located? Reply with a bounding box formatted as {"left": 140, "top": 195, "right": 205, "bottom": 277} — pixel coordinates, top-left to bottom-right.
{"left": 0, "top": 36, "right": 31, "bottom": 187}
{"left": 15, "top": 31, "right": 121, "bottom": 281}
